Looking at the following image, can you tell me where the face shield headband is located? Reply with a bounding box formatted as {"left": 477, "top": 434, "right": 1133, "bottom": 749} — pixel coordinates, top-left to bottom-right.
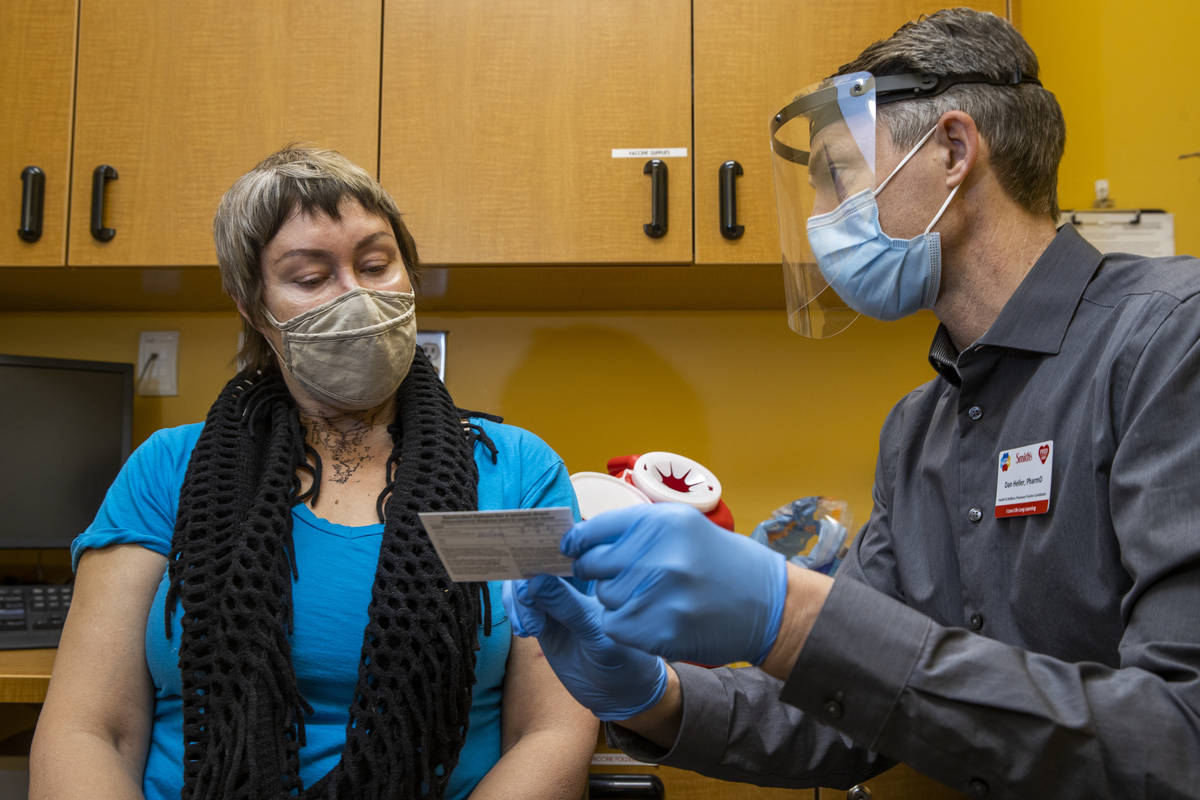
{"left": 769, "top": 70, "right": 1041, "bottom": 338}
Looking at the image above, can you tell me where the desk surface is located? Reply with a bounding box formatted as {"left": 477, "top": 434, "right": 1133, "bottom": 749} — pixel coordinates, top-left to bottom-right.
{"left": 0, "top": 648, "right": 54, "bottom": 703}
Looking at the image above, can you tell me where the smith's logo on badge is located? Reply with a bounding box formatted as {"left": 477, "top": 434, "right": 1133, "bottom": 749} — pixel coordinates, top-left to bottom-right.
{"left": 994, "top": 440, "right": 1053, "bottom": 518}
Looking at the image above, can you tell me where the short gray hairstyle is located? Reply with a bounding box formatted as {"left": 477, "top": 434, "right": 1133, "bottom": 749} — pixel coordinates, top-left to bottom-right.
{"left": 836, "top": 8, "right": 1065, "bottom": 220}
{"left": 213, "top": 145, "right": 421, "bottom": 372}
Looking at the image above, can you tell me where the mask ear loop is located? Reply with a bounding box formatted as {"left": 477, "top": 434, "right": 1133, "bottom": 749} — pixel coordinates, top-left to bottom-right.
{"left": 870, "top": 122, "right": 960, "bottom": 234}
{"left": 924, "top": 183, "right": 960, "bottom": 235}
{"left": 872, "top": 123, "right": 939, "bottom": 197}
{"left": 264, "top": 337, "right": 288, "bottom": 369}
{"left": 259, "top": 306, "right": 289, "bottom": 369}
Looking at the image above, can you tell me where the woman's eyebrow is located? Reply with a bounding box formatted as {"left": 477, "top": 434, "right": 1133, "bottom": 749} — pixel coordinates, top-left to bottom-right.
{"left": 271, "top": 231, "right": 396, "bottom": 265}
{"left": 353, "top": 231, "right": 397, "bottom": 252}
{"left": 272, "top": 247, "right": 333, "bottom": 266}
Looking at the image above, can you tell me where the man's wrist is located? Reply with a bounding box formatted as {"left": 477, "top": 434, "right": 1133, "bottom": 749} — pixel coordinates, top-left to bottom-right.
{"left": 759, "top": 564, "right": 834, "bottom": 680}
{"left": 612, "top": 662, "right": 682, "bottom": 750}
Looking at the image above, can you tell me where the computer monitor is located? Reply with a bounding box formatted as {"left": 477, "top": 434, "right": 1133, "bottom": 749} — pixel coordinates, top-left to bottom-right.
{"left": 0, "top": 354, "right": 133, "bottom": 549}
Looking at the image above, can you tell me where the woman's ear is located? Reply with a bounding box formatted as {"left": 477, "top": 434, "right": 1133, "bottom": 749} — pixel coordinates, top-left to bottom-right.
{"left": 235, "top": 300, "right": 262, "bottom": 331}
{"left": 235, "top": 301, "right": 270, "bottom": 348}
{"left": 936, "top": 110, "right": 979, "bottom": 190}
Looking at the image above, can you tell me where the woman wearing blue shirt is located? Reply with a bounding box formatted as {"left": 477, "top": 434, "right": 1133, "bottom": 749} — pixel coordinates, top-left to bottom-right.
{"left": 30, "top": 146, "right": 596, "bottom": 800}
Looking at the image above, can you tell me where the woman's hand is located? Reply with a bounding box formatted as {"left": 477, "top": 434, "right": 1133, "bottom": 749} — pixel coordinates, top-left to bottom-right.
{"left": 505, "top": 575, "right": 668, "bottom": 720}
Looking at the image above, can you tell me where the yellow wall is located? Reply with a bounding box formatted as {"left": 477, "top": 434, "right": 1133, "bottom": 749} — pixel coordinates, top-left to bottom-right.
{"left": 11, "top": 3, "right": 1193, "bottom": 549}
{"left": 1023, "top": 0, "right": 1200, "bottom": 256}
{"left": 0, "top": 309, "right": 938, "bottom": 535}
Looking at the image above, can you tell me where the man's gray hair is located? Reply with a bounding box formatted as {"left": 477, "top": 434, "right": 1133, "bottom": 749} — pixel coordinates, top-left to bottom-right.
{"left": 837, "top": 8, "right": 1065, "bottom": 220}
{"left": 213, "top": 145, "right": 421, "bottom": 372}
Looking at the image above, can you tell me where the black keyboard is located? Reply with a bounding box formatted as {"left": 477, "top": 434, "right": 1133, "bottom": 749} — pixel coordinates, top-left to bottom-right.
{"left": 0, "top": 584, "right": 72, "bottom": 650}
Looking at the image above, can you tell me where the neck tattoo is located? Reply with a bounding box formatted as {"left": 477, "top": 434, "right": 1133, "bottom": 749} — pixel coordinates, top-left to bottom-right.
{"left": 302, "top": 408, "right": 389, "bottom": 486}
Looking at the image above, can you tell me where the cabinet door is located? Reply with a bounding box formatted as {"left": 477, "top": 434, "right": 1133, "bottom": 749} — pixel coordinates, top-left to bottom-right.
{"left": 380, "top": 0, "right": 692, "bottom": 265}
{"left": 836, "top": 763, "right": 971, "bottom": 799}
{"left": 0, "top": 0, "right": 75, "bottom": 267}
{"left": 694, "top": 0, "right": 1008, "bottom": 265}
{"left": 67, "top": 0, "right": 382, "bottom": 267}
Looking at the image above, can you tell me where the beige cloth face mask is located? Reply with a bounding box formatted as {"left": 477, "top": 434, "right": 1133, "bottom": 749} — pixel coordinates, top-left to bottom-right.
{"left": 263, "top": 288, "right": 417, "bottom": 410}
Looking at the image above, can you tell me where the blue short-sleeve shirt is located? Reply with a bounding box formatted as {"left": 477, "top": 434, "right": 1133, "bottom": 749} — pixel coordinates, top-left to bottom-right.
{"left": 73, "top": 417, "right": 578, "bottom": 800}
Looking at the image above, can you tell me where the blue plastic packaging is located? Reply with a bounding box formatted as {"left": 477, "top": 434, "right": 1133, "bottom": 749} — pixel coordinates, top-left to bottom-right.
{"left": 750, "top": 496, "right": 852, "bottom": 576}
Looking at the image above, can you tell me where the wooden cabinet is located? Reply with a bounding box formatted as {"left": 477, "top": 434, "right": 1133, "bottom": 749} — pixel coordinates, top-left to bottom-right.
{"left": 380, "top": 0, "right": 693, "bottom": 266}
{"left": 3, "top": 0, "right": 381, "bottom": 269}
{"left": 834, "top": 764, "right": 971, "bottom": 799}
{"left": 0, "top": 0, "right": 75, "bottom": 267}
{"left": 5, "top": 0, "right": 1011, "bottom": 272}
{"left": 590, "top": 730, "right": 816, "bottom": 800}
{"left": 0, "top": 0, "right": 381, "bottom": 269}
{"left": 382, "top": 0, "right": 1006, "bottom": 268}
{"left": 589, "top": 763, "right": 816, "bottom": 800}
{"left": 66, "top": 0, "right": 382, "bottom": 267}
{"left": 693, "top": 0, "right": 1008, "bottom": 265}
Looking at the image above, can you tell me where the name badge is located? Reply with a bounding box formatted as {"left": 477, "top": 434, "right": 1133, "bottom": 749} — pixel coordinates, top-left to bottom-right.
{"left": 995, "top": 440, "right": 1053, "bottom": 518}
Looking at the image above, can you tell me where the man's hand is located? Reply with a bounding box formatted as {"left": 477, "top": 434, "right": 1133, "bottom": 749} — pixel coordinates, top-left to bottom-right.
{"left": 562, "top": 503, "right": 788, "bottom": 666}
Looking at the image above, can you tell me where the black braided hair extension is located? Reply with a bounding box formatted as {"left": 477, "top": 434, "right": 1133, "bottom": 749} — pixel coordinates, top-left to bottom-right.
{"left": 166, "top": 348, "right": 486, "bottom": 799}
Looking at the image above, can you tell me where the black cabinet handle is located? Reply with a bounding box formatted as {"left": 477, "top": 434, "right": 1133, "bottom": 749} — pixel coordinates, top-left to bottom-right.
{"left": 90, "top": 164, "right": 118, "bottom": 242}
{"left": 719, "top": 160, "right": 745, "bottom": 239}
{"left": 19, "top": 166, "right": 45, "bottom": 243}
{"left": 589, "top": 774, "right": 665, "bottom": 798}
{"left": 643, "top": 158, "right": 668, "bottom": 238}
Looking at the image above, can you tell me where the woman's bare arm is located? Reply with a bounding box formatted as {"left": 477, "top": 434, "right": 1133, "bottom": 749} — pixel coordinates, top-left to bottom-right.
{"left": 468, "top": 634, "right": 598, "bottom": 799}
{"left": 29, "top": 545, "right": 166, "bottom": 800}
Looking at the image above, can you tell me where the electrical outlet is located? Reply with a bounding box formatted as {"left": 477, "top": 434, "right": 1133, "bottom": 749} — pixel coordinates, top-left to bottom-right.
{"left": 417, "top": 330, "right": 447, "bottom": 380}
{"left": 137, "top": 331, "right": 179, "bottom": 396}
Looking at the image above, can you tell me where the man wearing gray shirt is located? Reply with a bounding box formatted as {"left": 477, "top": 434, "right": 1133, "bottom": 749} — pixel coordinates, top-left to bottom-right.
{"left": 506, "top": 8, "right": 1200, "bottom": 799}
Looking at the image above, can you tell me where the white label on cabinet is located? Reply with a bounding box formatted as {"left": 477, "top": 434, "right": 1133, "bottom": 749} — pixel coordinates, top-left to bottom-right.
{"left": 612, "top": 147, "right": 688, "bottom": 158}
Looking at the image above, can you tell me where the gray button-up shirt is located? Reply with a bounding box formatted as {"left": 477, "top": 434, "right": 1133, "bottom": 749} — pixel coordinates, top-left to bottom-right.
{"left": 612, "top": 226, "right": 1200, "bottom": 799}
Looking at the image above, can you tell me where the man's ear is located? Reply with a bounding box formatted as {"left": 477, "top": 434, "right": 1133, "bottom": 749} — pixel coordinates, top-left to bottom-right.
{"left": 936, "top": 110, "right": 979, "bottom": 190}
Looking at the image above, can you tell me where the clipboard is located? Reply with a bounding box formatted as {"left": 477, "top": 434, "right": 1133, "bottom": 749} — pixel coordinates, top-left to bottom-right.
{"left": 1059, "top": 209, "right": 1175, "bottom": 258}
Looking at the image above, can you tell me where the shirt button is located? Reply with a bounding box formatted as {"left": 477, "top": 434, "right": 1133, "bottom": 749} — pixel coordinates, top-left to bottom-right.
{"left": 968, "top": 507, "right": 983, "bottom": 523}
{"left": 822, "top": 692, "right": 845, "bottom": 720}
{"left": 969, "top": 613, "right": 984, "bottom": 631}
{"left": 969, "top": 777, "right": 989, "bottom": 797}
{"left": 967, "top": 405, "right": 983, "bottom": 421}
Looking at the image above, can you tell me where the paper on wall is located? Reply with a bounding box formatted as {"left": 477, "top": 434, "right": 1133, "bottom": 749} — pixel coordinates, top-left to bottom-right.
{"left": 1059, "top": 210, "right": 1175, "bottom": 258}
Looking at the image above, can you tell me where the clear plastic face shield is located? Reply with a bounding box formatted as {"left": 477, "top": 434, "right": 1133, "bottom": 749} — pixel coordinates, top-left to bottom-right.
{"left": 770, "top": 70, "right": 1043, "bottom": 337}
{"left": 770, "top": 72, "right": 878, "bottom": 338}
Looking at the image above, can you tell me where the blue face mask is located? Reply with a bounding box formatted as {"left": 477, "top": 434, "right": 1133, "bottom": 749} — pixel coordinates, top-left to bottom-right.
{"left": 805, "top": 125, "right": 959, "bottom": 321}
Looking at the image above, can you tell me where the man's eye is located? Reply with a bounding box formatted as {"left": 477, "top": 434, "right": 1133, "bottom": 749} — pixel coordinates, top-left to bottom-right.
{"left": 827, "top": 161, "right": 843, "bottom": 185}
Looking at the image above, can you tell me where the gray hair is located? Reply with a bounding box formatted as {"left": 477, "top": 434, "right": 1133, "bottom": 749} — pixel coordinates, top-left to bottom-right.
{"left": 213, "top": 145, "right": 421, "bottom": 372}
{"left": 837, "top": 8, "right": 1065, "bottom": 220}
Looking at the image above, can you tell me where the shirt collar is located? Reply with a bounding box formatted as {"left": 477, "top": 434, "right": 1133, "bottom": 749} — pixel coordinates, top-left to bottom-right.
{"left": 927, "top": 225, "right": 1103, "bottom": 381}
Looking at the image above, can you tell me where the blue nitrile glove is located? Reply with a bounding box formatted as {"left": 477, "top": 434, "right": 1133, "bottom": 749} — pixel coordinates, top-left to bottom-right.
{"left": 503, "top": 575, "right": 668, "bottom": 721}
{"left": 562, "top": 503, "right": 788, "bottom": 666}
